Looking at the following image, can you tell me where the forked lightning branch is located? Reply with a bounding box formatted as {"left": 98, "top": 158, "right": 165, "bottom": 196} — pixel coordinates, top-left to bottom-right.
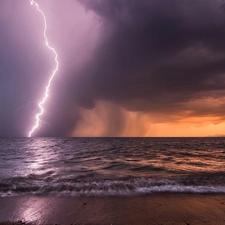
{"left": 28, "top": 0, "right": 59, "bottom": 137}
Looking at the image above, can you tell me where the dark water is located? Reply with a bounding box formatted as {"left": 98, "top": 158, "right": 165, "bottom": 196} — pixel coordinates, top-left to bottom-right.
{"left": 0, "top": 137, "right": 225, "bottom": 197}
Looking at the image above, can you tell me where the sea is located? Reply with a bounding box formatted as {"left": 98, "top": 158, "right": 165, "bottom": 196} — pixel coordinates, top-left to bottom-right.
{"left": 0, "top": 137, "right": 225, "bottom": 197}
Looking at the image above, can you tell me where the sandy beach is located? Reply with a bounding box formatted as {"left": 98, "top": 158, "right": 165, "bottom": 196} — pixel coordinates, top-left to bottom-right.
{"left": 0, "top": 194, "right": 225, "bottom": 225}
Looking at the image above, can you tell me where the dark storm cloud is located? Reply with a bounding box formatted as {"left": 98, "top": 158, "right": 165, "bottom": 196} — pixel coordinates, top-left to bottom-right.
{"left": 2, "top": 0, "right": 225, "bottom": 137}
{"left": 72, "top": 0, "right": 225, "bottom": 118}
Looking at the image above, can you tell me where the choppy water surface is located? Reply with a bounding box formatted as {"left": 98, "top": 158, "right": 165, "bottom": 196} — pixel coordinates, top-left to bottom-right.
{"left": 0, "top": 137, "right": 225, "bottom": 196}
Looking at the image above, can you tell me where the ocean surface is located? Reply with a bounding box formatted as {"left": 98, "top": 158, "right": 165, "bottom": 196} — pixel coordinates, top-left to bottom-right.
{"left": 0, "top": 137, "right": 225, "bottom": 197}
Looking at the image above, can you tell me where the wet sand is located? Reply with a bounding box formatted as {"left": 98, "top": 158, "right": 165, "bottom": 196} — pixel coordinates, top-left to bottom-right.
{"left": 0, "top": 194, "right": 225, "bottom": 225}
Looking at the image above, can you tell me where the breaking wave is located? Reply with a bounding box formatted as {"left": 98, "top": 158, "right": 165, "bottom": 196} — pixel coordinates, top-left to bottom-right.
{"left": 1, "top": 178, "right": 225, "bottom": 197}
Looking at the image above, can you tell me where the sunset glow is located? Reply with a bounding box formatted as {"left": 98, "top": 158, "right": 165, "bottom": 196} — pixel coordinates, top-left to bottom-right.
{"left": 1, "top": 0, "right": 225, "bottom": 137}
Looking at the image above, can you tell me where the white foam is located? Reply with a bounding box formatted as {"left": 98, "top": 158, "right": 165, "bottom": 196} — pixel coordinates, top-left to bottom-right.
{"left": 1, "top": 178, "right": 225, "bottom": 197}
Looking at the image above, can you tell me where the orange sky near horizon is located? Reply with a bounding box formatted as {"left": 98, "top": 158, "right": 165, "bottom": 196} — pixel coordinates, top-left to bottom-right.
{"left": 71, "top": 101, "right": 225, "bottom": 137}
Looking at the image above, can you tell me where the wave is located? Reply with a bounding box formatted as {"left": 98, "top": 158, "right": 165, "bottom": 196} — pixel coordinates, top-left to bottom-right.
{"left": 1, "top": 178, "right": 225, "bottom": 197}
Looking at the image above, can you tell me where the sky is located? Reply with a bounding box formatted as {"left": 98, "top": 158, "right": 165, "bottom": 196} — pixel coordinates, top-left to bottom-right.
{"left": 1, "top": 0, "right": 225, "bottom": 137}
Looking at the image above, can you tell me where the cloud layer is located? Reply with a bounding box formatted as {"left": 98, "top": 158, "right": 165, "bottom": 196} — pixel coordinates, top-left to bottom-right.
{"left": 71, "top": 0, "right": 225, "bottom": 121}
{"left": 1, "top": 0, "right": 225, "bottom": 137}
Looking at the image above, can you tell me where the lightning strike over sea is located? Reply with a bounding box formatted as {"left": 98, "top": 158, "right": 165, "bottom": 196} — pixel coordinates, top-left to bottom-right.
{"left": 28, "top": 0, "right": 59, "bottom": 137}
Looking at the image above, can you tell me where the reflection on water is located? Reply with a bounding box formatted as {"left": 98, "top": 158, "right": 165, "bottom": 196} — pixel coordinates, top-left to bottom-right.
{"left": 0, "top": 137, "right": 225, "bottom": 196}
{"left": 1, "top": 137, "right": 225, "bottom": 179}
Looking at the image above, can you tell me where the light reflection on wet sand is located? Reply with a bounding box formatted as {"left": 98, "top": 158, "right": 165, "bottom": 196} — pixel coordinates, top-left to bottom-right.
{"left": 0, "top": 195, "right": 225, "bottom": 225}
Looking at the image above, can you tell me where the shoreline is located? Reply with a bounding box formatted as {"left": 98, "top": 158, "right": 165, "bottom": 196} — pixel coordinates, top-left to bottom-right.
{"left": 0, "top": 194, "right": 225, "bottom": 225}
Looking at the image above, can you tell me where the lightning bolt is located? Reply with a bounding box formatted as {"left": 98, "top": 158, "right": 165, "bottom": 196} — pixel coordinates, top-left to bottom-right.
{"left": 28, "top": 0, "right": 59, "bottom": 137}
